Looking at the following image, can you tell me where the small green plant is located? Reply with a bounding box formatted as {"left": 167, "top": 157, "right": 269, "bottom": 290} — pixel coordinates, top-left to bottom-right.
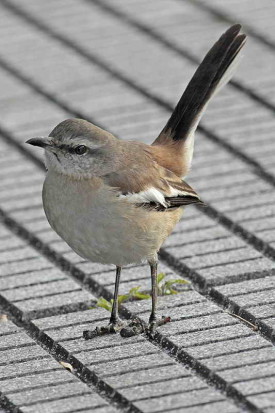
{"left": 157, "top": 273, "right": 189, "bottom": 295}
{"left": 93, "top": 297, "right": 113, "bottom": 312}
{"left": 128, "top": 286, "right": 151, "bottom": 300}
{"left": 93, "top": 273, "right": 189, "bottom": 312}
{"left": 93, "top": 286, "right": 150, "bottom": 312}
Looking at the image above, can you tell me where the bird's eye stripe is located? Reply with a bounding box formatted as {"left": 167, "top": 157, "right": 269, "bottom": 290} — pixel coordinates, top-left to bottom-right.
{"left": 52, "top": 143, "right": 93, "bottom": 155}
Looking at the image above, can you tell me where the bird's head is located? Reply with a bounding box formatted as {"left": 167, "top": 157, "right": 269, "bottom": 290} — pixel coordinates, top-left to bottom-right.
{"left": 26, "top": 118, "right": 119, "bottom": 179}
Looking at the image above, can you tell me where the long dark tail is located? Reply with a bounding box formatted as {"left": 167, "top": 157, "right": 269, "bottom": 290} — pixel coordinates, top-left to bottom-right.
{"left": 154, "top": 24, "right": 246, "bottom": 144}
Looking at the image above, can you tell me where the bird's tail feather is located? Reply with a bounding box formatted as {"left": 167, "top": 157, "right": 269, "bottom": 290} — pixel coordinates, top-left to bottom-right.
{"left": 153, "top": 24, "right": 246, "bottom": 144}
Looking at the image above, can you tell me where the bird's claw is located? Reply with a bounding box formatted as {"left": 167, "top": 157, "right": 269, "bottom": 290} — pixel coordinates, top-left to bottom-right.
{"left": 120, "top": 318, "right": 146, "bottom": 337}
{"left": 120, "top": 316, "right": 171, "bottom": 338}
{"left": 83, "top": 316, "right": 171, "bottom": 339}
{"left": 83, "top": 320, "right": 124, "bottom": 339}
{"left": 147, "top": 316, "right": 171, "bottom": 337}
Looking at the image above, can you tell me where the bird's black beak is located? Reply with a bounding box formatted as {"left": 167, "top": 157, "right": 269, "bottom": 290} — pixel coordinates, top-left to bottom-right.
{"left": 26, "top": 137, "right": 52, "bottom": 149}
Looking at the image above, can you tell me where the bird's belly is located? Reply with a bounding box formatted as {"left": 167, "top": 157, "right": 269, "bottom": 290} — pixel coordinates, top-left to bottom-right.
{"left": 43, "top": 172, "right": 182, "bottom": 266}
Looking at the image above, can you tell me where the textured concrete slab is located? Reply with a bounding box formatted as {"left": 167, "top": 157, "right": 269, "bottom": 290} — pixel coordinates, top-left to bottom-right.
{"left": 0, "top": 0, "right": 275, "bottom": 411}
{"left": 0, "top": 321, "right": 117, "bottom": 413}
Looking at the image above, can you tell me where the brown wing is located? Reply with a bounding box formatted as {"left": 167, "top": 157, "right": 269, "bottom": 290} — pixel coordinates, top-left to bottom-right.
{"left": 103, "top": 156, "right": 203, "bottom": 211}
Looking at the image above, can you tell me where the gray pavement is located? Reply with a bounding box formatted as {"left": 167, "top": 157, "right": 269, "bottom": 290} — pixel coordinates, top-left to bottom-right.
{"left": 0, "top": 0, "right": 275, "bottom": 412}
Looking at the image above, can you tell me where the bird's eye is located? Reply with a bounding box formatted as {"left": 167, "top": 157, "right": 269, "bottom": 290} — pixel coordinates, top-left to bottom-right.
{"left": 74, "top": 145, "right": 87, "bottom": 155}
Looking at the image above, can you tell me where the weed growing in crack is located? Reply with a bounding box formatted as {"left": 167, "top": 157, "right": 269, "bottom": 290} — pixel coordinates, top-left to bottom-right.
{"left": 92, "top": 273, "right": 190, "bottom": 312}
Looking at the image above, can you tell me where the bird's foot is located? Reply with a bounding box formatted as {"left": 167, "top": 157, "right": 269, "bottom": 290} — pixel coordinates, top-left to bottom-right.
{"left": 120, "top": 318, "right": 147, "bottom": 337}
{"left": 120, "top": 316, "right": 171, "bottom": 338}
{"left": 83, "top": 319, "right": 124, "bottom": 339}
{"left": 83, "top": 316, "right": 171, "bottom": 339}
{"left": 147, "top": 316, "right": 171, "bottom": 338}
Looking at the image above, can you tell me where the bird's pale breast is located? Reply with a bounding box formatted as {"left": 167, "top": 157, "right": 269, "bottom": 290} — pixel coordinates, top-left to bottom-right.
{"left": 43, "top": 171, "right": 182, "bottom": 266}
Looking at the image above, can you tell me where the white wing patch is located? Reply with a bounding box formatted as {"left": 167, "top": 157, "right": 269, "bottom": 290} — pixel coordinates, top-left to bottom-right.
{"left": 119, "top": 187, "right": 168, "bottom": 206}
{"left": 118, "top": 185, "right": 199, "bottom": 206}
{"left": 168, "top": 185, "right": 198, "bottom": 198}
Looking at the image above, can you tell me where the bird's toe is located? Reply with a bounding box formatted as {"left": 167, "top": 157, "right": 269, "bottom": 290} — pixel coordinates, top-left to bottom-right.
{"left": 83, "top": 320, "right": 124, "bottom": 339}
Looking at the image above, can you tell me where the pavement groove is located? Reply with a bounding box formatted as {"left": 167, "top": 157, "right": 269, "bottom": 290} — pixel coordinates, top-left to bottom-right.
{"left": 0, "top": 300, "right": 141, "bottom": 413}
{"left": 0, "top": 393, "right": 21, "bottom": 413}
{"left": 0, "top": 295, "right": 249, "bottom": 413}
{"left": 187, "top": 0, "right": 275, "bottom": 53}
{"left": 88, "top": 0, "right": 275, "bottom": 118}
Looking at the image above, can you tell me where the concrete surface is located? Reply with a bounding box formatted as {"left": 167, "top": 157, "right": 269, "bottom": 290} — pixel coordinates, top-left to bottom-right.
{"left": 0, "top": 1, "right": 275, "bottom": 412}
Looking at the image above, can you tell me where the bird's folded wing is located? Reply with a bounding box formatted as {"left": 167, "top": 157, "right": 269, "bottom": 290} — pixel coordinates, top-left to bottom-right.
{"left": 103, "top": 163, "right": 203, "bottom": 211}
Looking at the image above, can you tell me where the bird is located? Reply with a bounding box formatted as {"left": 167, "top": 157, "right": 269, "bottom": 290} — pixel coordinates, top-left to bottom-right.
{"left": 26, "top": 24, "right": 246, "bottom": 338}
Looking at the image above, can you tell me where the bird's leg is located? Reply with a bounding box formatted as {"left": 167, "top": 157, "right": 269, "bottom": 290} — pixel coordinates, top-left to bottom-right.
{"left": 148, "top": 260, "right": 158, "bottom": 331}
{"left": 120, "top": 260, "right": 159, "bottom": 338}
{"left": 83, "top": 266, "right": 124, "bottom": 339}
{"left": 109, "top": 266, "right": 123, "bottom": 326}
{"left": 120, "top": 259, "right": 171, "bottom": 338}
{"left": 84, "top": 262, "right": 171, "bottom": 339}
{"left": 146, "top": 259, "right": 171, "bottom": 335}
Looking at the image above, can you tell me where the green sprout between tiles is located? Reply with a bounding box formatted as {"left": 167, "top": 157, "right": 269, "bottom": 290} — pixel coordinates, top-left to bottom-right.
{"left": 156, "top": 273, "right": 189, "bottom": 295}
{"left": 93, "top": 273, "right": 189, "bottom": 312}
